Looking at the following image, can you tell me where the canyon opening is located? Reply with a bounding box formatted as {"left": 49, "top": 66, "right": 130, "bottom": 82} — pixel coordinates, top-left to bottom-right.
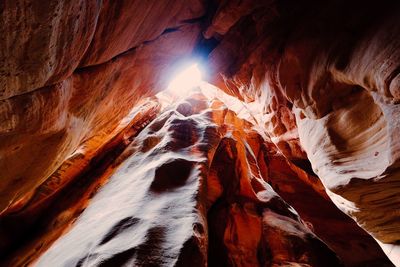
{"left": 167, "top": 63, "right": 203, "bottom": 95}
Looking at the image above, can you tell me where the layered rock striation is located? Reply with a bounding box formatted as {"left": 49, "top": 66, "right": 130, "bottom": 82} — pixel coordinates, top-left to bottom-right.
{"left": 206, "top": 0, "right": 400, "bottom": 264}
{"left": 0, "top": 0, "right": 203, "bottom": 215}
{"left": 2, "top": 93, "right": 344, "bottom": 266}
{"left": 0, "top": 0, "right": 399, "bottom": 266}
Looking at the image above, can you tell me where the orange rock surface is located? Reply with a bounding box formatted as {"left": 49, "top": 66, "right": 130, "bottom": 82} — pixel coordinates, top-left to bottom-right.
{"left": 0, "top": 19, "right": 201, "bottom": 215}
{"left": 1, "top": 0, "right": 399, "bottom": 266}
{"left": 206, "top": 1, "right": 400, "bottom": 264}
{"left": 2, "top": 93, "right": 343, "bottom": 266}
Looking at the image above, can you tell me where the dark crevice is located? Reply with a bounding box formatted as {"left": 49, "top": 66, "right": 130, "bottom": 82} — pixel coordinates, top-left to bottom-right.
{"left": 99, "top": 217, "right": 140, "bottom": 246}
{"left": 181, "top": 15, "right": 206, "bottom": 24}
{"left": 161, "top": 27, "right": 180, "bottom": 34}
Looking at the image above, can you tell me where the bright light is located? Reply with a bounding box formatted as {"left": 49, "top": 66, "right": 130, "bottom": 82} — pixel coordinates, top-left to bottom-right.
{"left": 167, "top": 63, "right": 202, "bottom": 95}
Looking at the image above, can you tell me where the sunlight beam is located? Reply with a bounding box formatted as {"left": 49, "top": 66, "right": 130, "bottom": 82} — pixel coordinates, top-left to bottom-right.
{"left": 167, "top": 63, "right": 202, "bottom": 95}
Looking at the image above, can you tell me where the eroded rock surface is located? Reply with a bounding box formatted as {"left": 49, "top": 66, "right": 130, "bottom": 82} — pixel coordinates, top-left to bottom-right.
{"left": 0, "top": 2, "right": 203, "bottom": 215}
{"left": 206, "top": 0, "right": 400, "bottom": 264}
{"left": 1, "top": 0, "right": 399, "bottom": 266}
{"left": 2, "top": 93, "right": 344, "bottom": 266}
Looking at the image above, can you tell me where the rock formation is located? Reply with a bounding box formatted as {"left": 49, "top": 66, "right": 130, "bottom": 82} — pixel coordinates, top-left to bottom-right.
{"left": 0, "top": 0, "right": 399, "bottom": 266}
{"left": 205, "top": 0, "right": 400, "bottom": 265}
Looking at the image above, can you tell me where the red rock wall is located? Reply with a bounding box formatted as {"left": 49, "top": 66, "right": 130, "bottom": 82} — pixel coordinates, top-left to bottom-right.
{"left": 2, "top": 93, "right": 344, "bottom": 266}
{"left": 0, "top": 0, "right": 204, "bottom": 215}
{"left": 206, "top": 0, "right": 400, "bottom": 264}
{"left": 0, "top": 0, "right": 399, "bottom": 266}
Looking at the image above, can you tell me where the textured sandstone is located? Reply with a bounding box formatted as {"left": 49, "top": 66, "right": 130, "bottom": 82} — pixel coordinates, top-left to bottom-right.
{"left": 0, "top": 99, "right": 160, "bottom": 261}
{"left": 206, "top": 1, "right": 400, "bottom": 264}
{"left": 0, "top": 0, "right": 101, "bottom": 99}
{"left": 0, "top": 0, "right": 399, "bottom": 266}
{"left": 2, "top": 93, "right": 342, "bottom": 266}
{"left": 79, "top": 0, "right": 204, "bottom": 67}
{"left": 0, "top": 24, "right": 201, "bottom": 214}
{"left": 265, "top": 152, "right": 392, "bottom": 266}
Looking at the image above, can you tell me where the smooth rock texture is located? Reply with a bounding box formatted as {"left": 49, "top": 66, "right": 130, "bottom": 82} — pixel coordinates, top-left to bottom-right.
{"left": 79, "top": 0, "right": 204, "bottom": 67}
{"left": 0, "top": 0, "right": 101, "bottom": 99}
{"left": 0, "top": 0, "right": 399, "bottom": 266}
{"left": 265, "top": 151, "right": 392, "bottom": 266}
{"left": 0, "top": 99, "right": 160, "bottom": 265}
{"left": 0, "top": 22, "right": 201, "bottom": 215}
{"left": 2, "top": 93, "right": 343, "bottom": 266}
{"left": 206, "top": 0, "right": 400, "bottom": 264}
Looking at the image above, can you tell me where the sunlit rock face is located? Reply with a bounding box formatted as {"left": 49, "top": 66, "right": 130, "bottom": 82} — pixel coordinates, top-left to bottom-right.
{"left": 2, "top": 93, "right": 343, "bottom": 266}
{"left": 0, "top": 0, "right": 399, "bottom": 266}
{"left": 206, "top": 0, "right": 400, "bottom": 264}
{"left": 0, "top": 0, "right": 203, "bottom": 214}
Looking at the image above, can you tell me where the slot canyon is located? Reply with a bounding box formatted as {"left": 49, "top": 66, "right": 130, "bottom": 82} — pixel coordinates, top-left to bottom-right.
{"left": 0, "top": 0, "right": 399, "bottom": 266}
